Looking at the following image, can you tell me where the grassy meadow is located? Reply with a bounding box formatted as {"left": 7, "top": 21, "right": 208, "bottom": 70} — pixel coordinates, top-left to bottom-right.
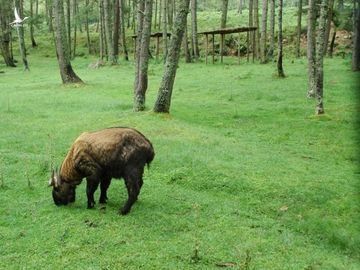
{"left": 0, "top": 44, "right": 359, "bottom": 269}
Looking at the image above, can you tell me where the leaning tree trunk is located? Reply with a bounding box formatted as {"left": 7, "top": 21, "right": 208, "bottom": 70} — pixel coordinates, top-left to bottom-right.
{"left": 134, "top": 0, "right": 153, "bottom": 111}
{"left": 277, "top": 0, "right": 285, "bottom": 77}
{"left": 307, "top": 0, "right": 317, "bottom": 97}
{"left": 352, "top": 0, "right": 360, "bottom": 71}
{"left": 314, "top": 0, "right": 328, "bottom": 114}
{"left": 154, "top": 0, "right": 190, "bottom": 113}
{"left": 221, "top": 0, "right": 229, "bottom": 28}
{"left": 260, "top": 0, "right": 268, "bottom": 63}
{"left": 103, "top": 0, "right": 117, "bottom": 64}
{"left": 296, "top": 0, "right": 302, "bottom": 58}
{"left": 53, "top": 0, "right": 83, "bottom": 84}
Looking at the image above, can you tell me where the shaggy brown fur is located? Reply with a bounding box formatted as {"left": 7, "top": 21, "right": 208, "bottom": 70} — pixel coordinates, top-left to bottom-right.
{"left": 49, "top": 127, "right": 155, "bottom": 215}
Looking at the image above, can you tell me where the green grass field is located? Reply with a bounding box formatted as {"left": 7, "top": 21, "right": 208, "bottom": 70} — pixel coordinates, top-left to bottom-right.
{"left": 0, "top": 47, "right": 359, "bottom": 269}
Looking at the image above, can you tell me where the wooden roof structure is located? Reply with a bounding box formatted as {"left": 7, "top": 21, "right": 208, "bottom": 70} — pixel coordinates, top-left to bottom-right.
{"left": 198, "top": 27, "right": 257, "bottom": 64}
{"left": 131, "top": 32, "right": 171, "bottom": 60}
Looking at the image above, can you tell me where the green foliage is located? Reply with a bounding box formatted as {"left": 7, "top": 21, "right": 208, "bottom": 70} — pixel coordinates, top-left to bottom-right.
{"left": 0, "top": 47, "right": 359, "bottom": 269}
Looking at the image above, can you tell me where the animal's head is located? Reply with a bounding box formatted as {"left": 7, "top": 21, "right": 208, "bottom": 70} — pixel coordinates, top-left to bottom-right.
{"left": 48, "top": 170, "right": 76, "bottom": 206}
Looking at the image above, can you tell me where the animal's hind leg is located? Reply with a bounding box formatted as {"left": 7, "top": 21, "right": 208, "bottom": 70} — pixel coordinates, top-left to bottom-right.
{"left": 99, "top": 177, "right": 111, "bottom": 204}
{"left": 86, "top": 177, "right": 100, "bottom": 209}
{"left": 120, "top": 167, "right": 144, "bottom": 215}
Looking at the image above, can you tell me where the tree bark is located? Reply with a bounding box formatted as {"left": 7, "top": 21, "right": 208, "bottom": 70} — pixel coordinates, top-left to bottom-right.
{"left": 307, "top": 0, "right": 316, "bottom": 97}
{"left": 66, "top": 0, "right": 71, "bottom": 57}
{"left": 72, "top": 0, "right": 77, "bottom": 59}
{"left": 14, "top": 0, "right": 29, "bottom": 70}
{"left": 191, "top": 0, "right": 199, "bottom": 60}
{"left": 267, "top": 0, "right": 275, "bottom": 59}
{"left": 134, "top": 0, "right": 145, "bottom": 91}
{"left": 103, "top": 0, "right": 117, "bottom": 64}
{"left": 315, "top": 0, "right": 328, "bottom": 114}
{"left": 277, "top": 0, "right": 285, "bottom": 77}
{"left": 0, "top": 0, "right": 16, "bottom": 67}
{"left": 221, "top": 0, "right": 229, "bottom": 28}
{"left": 154, "top": 0, "right": 190, "bottom": 113}
{"left": 162, "top": 0, "right": 168, "bottom": 61}
{"left": 85, "top": 0, "right": 91, "bottom": 54}
{"left": 134, "top": 0, "right": 153, "bottom": 111}
{"left": 53, "top": 0, "right": 83, "bottom": 84}
{"left": 260, "top": 0, "right": 268, "bottom": 63}
{"left": 254, "top": 0, "right": 260, "bottom": 59}
{"left": 248, "top": 0, "right": 254, "bottom": 62}
{"left": 324, "top": 0, "right": 334, "bottom": 55}
{"left": 113, "top": 0, "right": 120, "bottom": 58}
{"left": 30, "top": 0, "right": 38, "bottom": 47}
{"left": 352, "top": 0, "right": 360, "bottom": 71}
{"left": 119, "top": 0, "right": 129, "bottom": 61}
{"left": 296, "top": 0, "right": 302, "bottom": 58}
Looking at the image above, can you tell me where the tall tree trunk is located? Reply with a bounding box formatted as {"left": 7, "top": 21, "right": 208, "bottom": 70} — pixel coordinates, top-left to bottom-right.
{"left": 113, "top": 0, "right": 120, "bottom": 58}
{"left": 53, "top": 0, "right": 82, "bottom": 83}
{"left": 191, "top": 0, "right": 199, "bottom": 60}
{"left": 162, "top": 0, "right": 168, "bottom": 61}
{"left": 47, "top": 0, "right": 54, "bottom": 32}
{"left": 72, "top": 0, "right": 77, "bottom": 59}
{"left": 267, "top": 0, "right": 275, "bottom": 59}
{"left": 248, "top": 0, "right": 254, "bottom": 62}
{"left": 324, "top": 0, "right": 334, "bottom": 55}
{"left": 119, "top": 0, "right": 129, "bottom": 61}
{"left": 30, "top": 0, "right": 38, "bottom": 47}
{"left": 103, "top": 0, "right": 117, "bottom": 64}
{"left": 260, "top": 0, "right": 268, "bottom": 63}
{"left": 328, "top": 28, "right": 336, "bottom": 58}
{"left": 154, "top": 0, "right": 158, "bottom": 29}
{"left": 14, "top": 0, "right": 29, "bottom": 70}
{"left": 99, "top": 0, "right": 105, "bottom": 59}
{"left": 134, "top": 0, "right": 153, "bottom": 111}
{"left": 0, "top": 0, "right": 16, "bottom": 67}
{"left": 307, "top": 0, "right": 316, "bottom": 97}
{"left": 134, "top": 0, "right": 145, "bottom": 91}
{"left": 183, "top": 20, "right": 191, "bottom": 63}
{"left": 315, "top": 0, "right": 328, "bottom": 114}
{"left": 254, "top": 0, "right": 260, "bottom": 59}
{"left": 221, "top": 0, "right": 229, "bottom": 28}
{"left": 85, "top": 0, "right": 91, "bottom": 54}
{"left": 277, "top": 0, "right": 285, "bottom": 77}
{"left": 352, "top": 0, "right": 360, "bottom": 71}
{"left": 66, "top": 0, "right": 71, "bottom": 57}
{"left": 238, "top": 0, "right": 243, "bottom": 14}
{"left": 296, "top": 0, "right": 302, "bottom": 58}
{"left": 154, "top": 0, "right": 190, "bottom": 113}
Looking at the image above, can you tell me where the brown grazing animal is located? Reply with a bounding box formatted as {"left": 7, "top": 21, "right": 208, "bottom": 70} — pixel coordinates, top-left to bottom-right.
{"left": 49, "top": 127, "right": 155, "bottom": 215}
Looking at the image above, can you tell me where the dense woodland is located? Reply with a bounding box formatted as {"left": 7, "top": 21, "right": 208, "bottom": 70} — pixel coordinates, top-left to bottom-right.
{"left": 0, "top": 0, "right": 359, "bottom": 113}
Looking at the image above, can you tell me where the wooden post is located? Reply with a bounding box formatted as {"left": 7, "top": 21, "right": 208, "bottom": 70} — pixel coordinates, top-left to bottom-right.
{"left": 205, "top": 34, "right": 208, "bottom": 64}
{"left": 212, "top": 33, "right": 215, "bottom": 64}
{"left": 220, "top": 33, "right": 224, "bottom": 63}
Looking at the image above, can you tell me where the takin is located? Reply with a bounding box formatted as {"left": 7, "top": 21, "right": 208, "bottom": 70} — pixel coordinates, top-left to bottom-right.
{"left": 48, "top": 127, "right": 155, "bottom": 215}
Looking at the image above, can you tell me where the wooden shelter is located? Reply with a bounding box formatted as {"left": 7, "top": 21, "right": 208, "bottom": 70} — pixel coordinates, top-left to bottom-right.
{"left": 198, "top": 27, "right": 257, "bottom": 64}
{"left": 132, "top": 32, "right": 171, "bottom": 60}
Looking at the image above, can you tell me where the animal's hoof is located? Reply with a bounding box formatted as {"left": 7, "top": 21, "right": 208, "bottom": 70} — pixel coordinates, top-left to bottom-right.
{"left": 99, "top": 197, "right": 108, "bottom": 204}
{"left": 120, "top": 208, "right": 129, "bottom": 215}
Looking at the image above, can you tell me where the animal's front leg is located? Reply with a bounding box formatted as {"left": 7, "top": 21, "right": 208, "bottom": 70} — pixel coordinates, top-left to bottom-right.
{"left": 99, "top": 177, "right": 111, "bottom": 204}
{"left": 86, "top": 177, "right": 100, "bottom": 209}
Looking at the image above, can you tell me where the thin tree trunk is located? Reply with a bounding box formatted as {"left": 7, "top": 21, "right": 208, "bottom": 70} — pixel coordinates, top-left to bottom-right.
{"left": 72, "top": 0, "right": 77, "bottom": 59}
{"left": 238, "top": 0, "right": 243, "bottom": 14}
{"left": 66, "top": 0, "right": 71, "bottom": 57}
{"left": 352, "top": 0, "right": 360, "bottom": 71}
{"left": 134, "top": 0, "right": 153, "bottom": 111}
{"left": 191, "top": 0, "right": 199, "bottom": 60}
{"left": 85, "top": 0, "right": 91, "bottom": 54}
{"left": 30, "top": 0, "right": 37, "bottom": 47}
{"left": 154, "top": 0, "right": 190, "bottom": 113}
{"left": 0, "top": 0, "right": 16, "bottom": 67}
{"left": 277, "top": 0, "right": 285, "bottom": 77}
{"left": 307, "top": 0, "right": 316, "bottom": 97}
{"left": 324, "top": 0, "right": 334, "bottom": 55}
{"left": 315, "top": 0, "right": 328, "bottom": 114}
{"left": 14, "top": 0, "right": 29, "bottom": 70}
{"left": 162, "top": 0, "right": 168, "bottom": 61}
{"left": 113, "top": 0, "right": 120, "bottom": 58}
{"left": 183, "top": 19, "right": 191, "bottom": 63}
{"left": 254, "top": 0, "right": 260, "bottom": 59}
{"left": 267, "top": 0, "right": 275, "bottom": 59}
{"left": 249, "top": 0, "right": 254, "bottom": 62}
{"left": 221, "top": 0, "right": 229, "bottom": 28}
{"left": 53, "top": 0, "right": 83, "bottom": 83}
{"left": 328, "top": 28, "right": 336, "bottom": 58}
{"left": 134, "top": 0, "right": 145, "bottom": 91}
{"left": 119, "top": 0, "right": 129, "bottom": 60}
{"left": 296, "top": 0, "right": 302, "bottom": 58}
{"left": 103, "top": 0, "right": 117, "bottom": 64}
{"left": 260, "top": 0, "right": 268, "bottom": 63}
